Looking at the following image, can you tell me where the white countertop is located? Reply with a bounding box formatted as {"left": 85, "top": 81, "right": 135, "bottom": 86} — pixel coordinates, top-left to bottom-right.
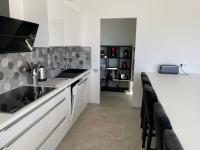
{"left": 0, "top": 70, "right": 90, "bottom": 131}
{"left": 147, "top": 73, "right": 200, "bottom": 150}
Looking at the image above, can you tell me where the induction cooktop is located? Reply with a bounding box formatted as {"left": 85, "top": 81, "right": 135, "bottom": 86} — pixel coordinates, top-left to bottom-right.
{"left": 0, "top": 86, "right": 55, "bottom": 114}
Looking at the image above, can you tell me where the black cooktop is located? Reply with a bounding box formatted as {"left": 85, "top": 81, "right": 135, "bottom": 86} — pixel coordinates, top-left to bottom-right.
{"left": 56, "top": 69, "right": 87, "bottom": 78}
{"left": 0, "top": 86, "right": 55, "bottom": 114}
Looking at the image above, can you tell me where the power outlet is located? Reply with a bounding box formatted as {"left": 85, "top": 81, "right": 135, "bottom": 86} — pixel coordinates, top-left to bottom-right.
{"left": 180, "top": 64, "right": 187, "bottom": 67}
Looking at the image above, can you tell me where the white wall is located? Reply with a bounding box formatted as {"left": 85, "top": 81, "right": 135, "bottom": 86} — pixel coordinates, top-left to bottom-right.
{"left": 101, "top": 18, "right": 137, "bottom": 46}
{"left": 47, "top": 0, "right": 82, "bottom": 46}
{"left": 48, "top": 19, "right": 65, "bottom": 46}
{"left": 80, "top": 0, "right": 200, "bottom": 106}
{"left": 64, "top": 2, "right": 81, "bottom": 46}
{"left": 9, "top": 0, "right": 24, "bottom": 19}
{"left": 48, "top": 0, "right": 65, "bottom": 46}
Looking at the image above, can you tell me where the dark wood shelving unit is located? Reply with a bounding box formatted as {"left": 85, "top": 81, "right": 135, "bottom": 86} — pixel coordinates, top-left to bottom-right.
{"left": 100, "top": 45, "right": 133, "bottom": 92}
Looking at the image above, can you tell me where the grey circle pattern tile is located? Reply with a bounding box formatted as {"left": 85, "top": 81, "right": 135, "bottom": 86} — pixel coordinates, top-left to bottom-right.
{"left": 75, "top": 53, "right": 80, "bottom": 58}
{"left": 8, "top": 61, "right": 14, "bottom": 69}
{"left": 0, "top": 72, "right": 4, "bottom": 80}
{"left": 13, "top": 72, "right": 20, "bottom": 80}
{"left": 4, "top": 82, "right": 11, "bottom": 91}
{"left": 79, "top": 60, "right": 83, "bottom": 65}
{"left": 1, "top": 58, "right": 9, "bottom": 67}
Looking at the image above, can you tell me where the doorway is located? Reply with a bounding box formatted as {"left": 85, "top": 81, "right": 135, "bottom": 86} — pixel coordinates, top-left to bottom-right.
{"left": 100, "top": 18, "right": 137, "bottom": 99}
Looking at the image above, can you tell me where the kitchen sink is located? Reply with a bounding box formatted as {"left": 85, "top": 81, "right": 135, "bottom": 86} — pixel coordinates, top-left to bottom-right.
{"left": 56, "top": 69, "right": 87, "bottom": 78}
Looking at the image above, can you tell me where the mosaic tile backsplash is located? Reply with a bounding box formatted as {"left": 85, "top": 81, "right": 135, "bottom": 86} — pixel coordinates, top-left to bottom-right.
{"left": 0, "top": 46, "right": 91, "bottom": 93}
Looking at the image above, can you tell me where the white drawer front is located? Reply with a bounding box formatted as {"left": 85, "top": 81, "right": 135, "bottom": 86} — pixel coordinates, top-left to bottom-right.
{"left": 38, "top": 118, "right": 68, "bottom": 150}
{"left": 0, "top": 89, "right": 66, "bottom": 149}
{"left": 3, "top": 97, "right": 67, "bottom": 150}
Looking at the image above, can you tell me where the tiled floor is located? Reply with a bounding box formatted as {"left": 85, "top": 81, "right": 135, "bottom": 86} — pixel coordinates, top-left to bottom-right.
{"left": 56, "top": 92, "right": 143, "bottom": 150}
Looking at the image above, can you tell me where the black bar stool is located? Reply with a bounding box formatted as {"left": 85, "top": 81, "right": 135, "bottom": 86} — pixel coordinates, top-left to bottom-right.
{"left": 153, "top": 102, "right": 172, "bottom": 150}
{"left": 142, "top": 84, "right": 158, "bottom": 149}
{"left": 141, "top": 72, "right": 148, "bottom": 78}
{"left": 140, "top": 76, "right": 152, "bottom": 128}
{"left": 163, "top": 129, "right": 183, "bottom": 150}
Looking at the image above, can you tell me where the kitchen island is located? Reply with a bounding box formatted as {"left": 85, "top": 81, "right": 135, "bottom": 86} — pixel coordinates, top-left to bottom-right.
{"left": 148, "top": 73, "right": 200, "bottom": 150}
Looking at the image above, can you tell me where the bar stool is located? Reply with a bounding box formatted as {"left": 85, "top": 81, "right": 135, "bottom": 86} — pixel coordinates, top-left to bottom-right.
{"left": 141, "top": 72, "right": 148, "bottom": 78}
{"left": 142, "top": 84, "right": 158, "bottom": 149}
{"left": 163, "top": 129, "right": 183, "bottom": 150}
{"left": 153, "top": 103, "right": 172, "bottom": 150}
{"left": 140, "top": 76, "right": 152, "bottom": 128}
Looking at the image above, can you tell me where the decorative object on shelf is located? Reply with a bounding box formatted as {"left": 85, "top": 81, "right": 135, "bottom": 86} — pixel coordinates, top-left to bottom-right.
{"left": 101, "top": 50, "right": 105, "bottom": 58}
{"left": 111, "top": 47, "right": 117, "bottom": 57}
{"left": 122, "top": 61, "right": 128, "bottom": 69}
{"left": 120, "top": 73, "right": 128, "bottom": 80}
{"left": 108, "top": 69, "right": 118, "bottom": 79}
{"left": 100, "top": 64, "right": 106, "bottom": 70}
{"left": 123, "top": 49, "right": 129, "bottom": 58}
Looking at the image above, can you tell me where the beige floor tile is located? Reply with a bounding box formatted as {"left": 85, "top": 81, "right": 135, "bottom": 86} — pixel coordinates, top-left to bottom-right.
{"left": 56, "top": 92, "right": 143, "bottom": 150}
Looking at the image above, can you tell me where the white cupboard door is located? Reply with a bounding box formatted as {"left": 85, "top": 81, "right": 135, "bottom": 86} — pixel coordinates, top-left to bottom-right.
{"left": 64, "top": 87, "right": 72, "bottom": 132}
{"left": 71, "top": 77, "right": 88, "bottom": 125}
{"left": 2, "top": 99, "right": 67, "bottom": 150}
{"left": 83, "top": 74, "right": 90, "bottom": 106}
{"left": 38, "top": 87, "right": 71, "bottom": 150}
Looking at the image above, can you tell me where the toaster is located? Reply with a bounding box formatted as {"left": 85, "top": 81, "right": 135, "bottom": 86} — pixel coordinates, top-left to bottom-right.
{"left": 159, "top": 65, "right": 179, "bottom": 74}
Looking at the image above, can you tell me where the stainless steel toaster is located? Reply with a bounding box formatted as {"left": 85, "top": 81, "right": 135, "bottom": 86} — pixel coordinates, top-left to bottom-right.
{"left": 159, "top": 65, "right": 179, "bottom": 74}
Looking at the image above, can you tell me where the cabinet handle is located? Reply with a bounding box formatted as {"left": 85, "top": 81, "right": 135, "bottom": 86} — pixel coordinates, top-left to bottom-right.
{"left": 78, "top": 78, "right": 88, "bottom": 85}
{"left": 0, "top": 89, "right": 65, "bottom": 132}
{"left": 2, "top": 98, "right": 66, "bottom": 149}
{"left": 36, "top": 115, "right": 66, "bottom": 150}
{"left": 93, "top": 69, "right": 98, "bottom": 72}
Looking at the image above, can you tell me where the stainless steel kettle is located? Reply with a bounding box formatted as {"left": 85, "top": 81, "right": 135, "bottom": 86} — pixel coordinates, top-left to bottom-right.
{"left": 38, "top": 66, "right": 47, "bottom": 81}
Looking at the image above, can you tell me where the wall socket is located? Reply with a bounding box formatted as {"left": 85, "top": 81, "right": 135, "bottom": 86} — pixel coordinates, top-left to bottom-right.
{"left": 180, "top": 64, "right": 187, "bottom": 67}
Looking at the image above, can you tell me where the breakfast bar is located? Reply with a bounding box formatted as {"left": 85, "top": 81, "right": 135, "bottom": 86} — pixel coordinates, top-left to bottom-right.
{"left": 147, "top": 73, "right": 200, "bottom": 150}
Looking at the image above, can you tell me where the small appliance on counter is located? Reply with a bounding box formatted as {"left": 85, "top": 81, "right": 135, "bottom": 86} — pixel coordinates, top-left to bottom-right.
{"left": 159, "top": 65, "right": 179, "bottom": 74}
{"left": 38, "top": 65, "right": 47, "bottom": 81}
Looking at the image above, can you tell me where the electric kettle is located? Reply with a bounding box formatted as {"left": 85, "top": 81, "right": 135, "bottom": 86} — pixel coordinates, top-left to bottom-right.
{"left": 38, "top": 66, "right": 47, "bottom": 81}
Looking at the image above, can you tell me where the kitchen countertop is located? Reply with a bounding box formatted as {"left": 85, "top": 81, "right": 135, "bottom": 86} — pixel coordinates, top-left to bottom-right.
{"left": 0, "top": 70, "right": 90, "bottom": 131}
{"left": 147, "top": 73, "right": 200, "bottom": 150}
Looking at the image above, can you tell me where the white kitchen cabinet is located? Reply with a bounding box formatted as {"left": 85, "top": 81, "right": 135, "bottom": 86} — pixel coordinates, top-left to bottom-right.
{"left": 0, "top": 87, "right": 71, "bottom": 150}
{"left": 11, "top": 0, "right": 82, "bottom": 47}
{"left": 83, "top": 73, "right": 90, "bottom": 105}
{"left": 23, "top": 0, "right": 65, "bottom": 47}
{"left": 38, "top": 87, "right": 71, "bottom": 150}
{"left": 3, "top": 99, "right": 66, "bottom": 150}
{"left": 23, "top": 0, "right": 49, "bottom": 47}
{"left": 71, "top": 74, "right": 89, "bottom": 125}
